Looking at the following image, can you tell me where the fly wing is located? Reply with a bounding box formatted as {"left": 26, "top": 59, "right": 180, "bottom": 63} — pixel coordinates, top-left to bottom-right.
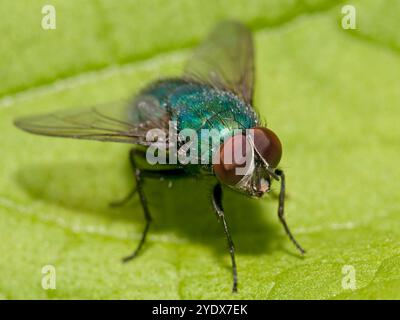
{"left": 14, "top": 95, "right": 170, "bottom": 146}
{"left": 184, "top": 21, "right": 255, "bottom": 104}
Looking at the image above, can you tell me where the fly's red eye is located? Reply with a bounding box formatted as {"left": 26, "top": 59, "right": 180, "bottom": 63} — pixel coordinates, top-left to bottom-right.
{"left": 252, "top": 127, "right": 282, "bottom": 168}
{"left": 213, "top": 134, "right": 250, "bottom": 185}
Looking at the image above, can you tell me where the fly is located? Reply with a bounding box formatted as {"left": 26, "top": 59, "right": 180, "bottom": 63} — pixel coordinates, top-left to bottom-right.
{"left": 14, "top": 21, "right": 305, "bottom": 293}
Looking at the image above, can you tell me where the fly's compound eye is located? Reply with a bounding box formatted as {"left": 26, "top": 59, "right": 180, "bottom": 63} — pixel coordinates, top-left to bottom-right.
{"left": 213, "top": 134, "right": 253, "bottom": 186}
{"left": 252, "top": 127, "right": 282, "bottom": 168}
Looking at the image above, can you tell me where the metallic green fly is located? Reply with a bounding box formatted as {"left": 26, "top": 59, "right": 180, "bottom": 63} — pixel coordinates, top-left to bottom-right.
{"left": 14, "top": 21, "right": 305, "bottom": 293}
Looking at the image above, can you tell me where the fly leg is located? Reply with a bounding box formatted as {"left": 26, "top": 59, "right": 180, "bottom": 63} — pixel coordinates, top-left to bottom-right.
{"left": 122, "top": 148, "right": 187, "bottom": 262}
{"left": 275, "top": 169, "right": 306, "bottom": 255}
{"left": 122, "top": 148, "right": 151, "bottom": 262}
{"left": 212, "top": 183, "right": 238, "bottom": 293}
{"left": 109, "top": 149, "right": 145, "bottom": 208}
{"left": 109, "top": 186, "right": 137, "bottom": 208}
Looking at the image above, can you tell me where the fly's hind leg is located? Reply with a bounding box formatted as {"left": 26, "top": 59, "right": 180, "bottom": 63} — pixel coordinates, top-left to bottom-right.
{"left": 109, "top": 186, "right": 137, "bottom": 208}
{"left": 122, "top": 148, "right": 186, "bottom": 263}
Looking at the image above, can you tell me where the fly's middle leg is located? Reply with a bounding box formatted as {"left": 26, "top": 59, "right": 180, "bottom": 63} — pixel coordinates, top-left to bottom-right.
{"left": 122, "top": 148, "right": 152, "bottom": 263}
{"left": 121, "top": 148, "right": 187, "bottom": 263}
{"left": 109, "top": 149, "right": 144, "bottom": 208}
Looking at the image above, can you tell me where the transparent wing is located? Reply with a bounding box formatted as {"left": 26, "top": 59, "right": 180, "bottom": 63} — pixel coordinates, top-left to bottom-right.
{"left": 184, "top": 20, "right": 254, "bottom": 104}
{"left": 14, "top": 95, "right": 170, "bottom": 146}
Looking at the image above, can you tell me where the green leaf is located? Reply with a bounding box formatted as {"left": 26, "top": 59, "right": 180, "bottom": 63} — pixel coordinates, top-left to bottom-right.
{"left": 0, "top": 0, "right": 399, "bottom": 299}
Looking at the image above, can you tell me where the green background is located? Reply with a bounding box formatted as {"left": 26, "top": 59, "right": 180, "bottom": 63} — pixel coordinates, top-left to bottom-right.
{"left": 0, "top": 0, "right": 399, "bottom": 299}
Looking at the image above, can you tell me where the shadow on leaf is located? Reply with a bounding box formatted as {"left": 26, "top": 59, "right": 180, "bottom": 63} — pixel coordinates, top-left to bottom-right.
{"left": 17, "top": 160, "right": 288, "bottom": 257}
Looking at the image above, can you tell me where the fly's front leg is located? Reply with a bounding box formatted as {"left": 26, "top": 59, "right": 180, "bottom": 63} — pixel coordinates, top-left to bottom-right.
{"left": 212, "top": 183, "right": 238, "bottom": 293}
{"left": 275, "top": 169, "right": 306, "bottom": 255}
